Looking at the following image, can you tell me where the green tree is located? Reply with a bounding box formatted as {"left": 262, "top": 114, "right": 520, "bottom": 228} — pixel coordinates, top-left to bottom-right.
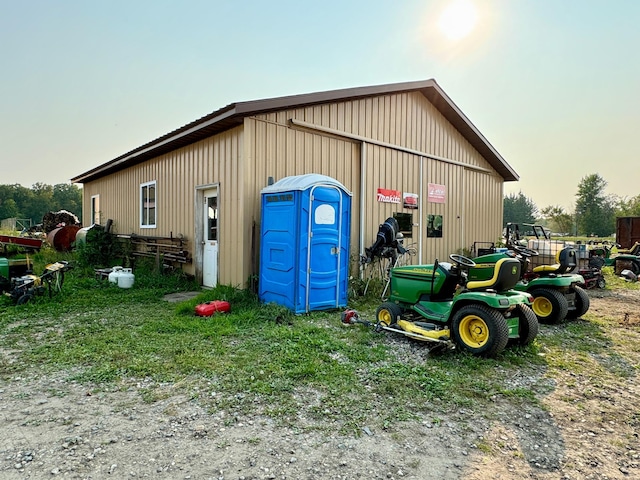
{"left": 0, "top": 184, "right": 31, "bottom": 220}
{"left": 0, "top": 198, "right": 19, "bottom": 220}
{"left": 52, "top": 183, "right": 83, "bottom": 218}
{"left": 503, "top": 191, "right": 538, "bottom": 227}
{"left": 540, "top": 205, "right": 575, "bottom": 235}
{"left": 0, "top": 183, "right": 83, "bottom": 225}
{"left": 616, "top": 194, "right": 640, "bottom": 217}
{"left": 28, "top": 182, "right": 55, "bottom": 222}
{"left": 575, "top": 174, "right": 616, "bottom": 236}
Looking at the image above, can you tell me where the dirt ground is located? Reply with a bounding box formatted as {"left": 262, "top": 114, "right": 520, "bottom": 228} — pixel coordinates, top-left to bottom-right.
{"left": 1, "top": 289, "right": 639, "bottom": 480}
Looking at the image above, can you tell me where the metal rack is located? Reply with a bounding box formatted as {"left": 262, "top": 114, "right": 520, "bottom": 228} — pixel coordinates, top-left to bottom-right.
{"left": 117, "top": 233, "right": 191, "bottom": 268}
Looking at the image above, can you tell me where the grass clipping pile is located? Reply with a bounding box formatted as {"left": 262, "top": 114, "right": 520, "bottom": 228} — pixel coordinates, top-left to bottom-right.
{"left": 1, "top": 289, "right": 639, "bottom": 479}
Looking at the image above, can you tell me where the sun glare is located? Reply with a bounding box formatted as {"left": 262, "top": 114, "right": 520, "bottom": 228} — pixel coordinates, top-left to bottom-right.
{"left": 438, "top": 0, "right": 479, "bottom": 41}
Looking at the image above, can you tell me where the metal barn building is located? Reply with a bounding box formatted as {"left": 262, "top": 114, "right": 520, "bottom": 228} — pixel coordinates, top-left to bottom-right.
{"left": 71, "top": 79, "right": 519, "bottom": 288}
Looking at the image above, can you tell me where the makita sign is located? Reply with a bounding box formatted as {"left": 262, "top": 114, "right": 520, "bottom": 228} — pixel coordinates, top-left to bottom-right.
{"left": 376, "top": 188, "right": 401, "bottom": 204}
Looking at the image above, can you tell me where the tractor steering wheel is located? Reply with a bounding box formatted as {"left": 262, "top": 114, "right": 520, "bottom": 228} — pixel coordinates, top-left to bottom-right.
{"left": 513, "top": 245, "right": 538, "bottom": 257}
{"left": 449, "top": 254, "right": 476, "bottom": 268}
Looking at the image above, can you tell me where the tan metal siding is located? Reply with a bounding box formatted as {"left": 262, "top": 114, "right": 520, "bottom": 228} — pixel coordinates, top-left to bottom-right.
{"left": 82, "top": 88, "right": 505, "bottom": 288}
{"left": 82, "top": 127, "right": 245, "bottom": 286}
{"left": 463, "top": 169, "right": 504, "bottom": 250}
{"left": 248, "top": 91, "right": 503, "bottom": 266}
{"left": 422, "top": 158, "right": 464, "bottom": 261}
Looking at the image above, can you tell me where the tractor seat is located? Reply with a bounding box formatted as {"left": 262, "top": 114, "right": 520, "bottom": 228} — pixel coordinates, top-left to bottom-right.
{"left": 618, "top": 242, "right": 640, "bottom": 256}
{"left": 532, "top": 247, "right": 577, "bottom": 275}
{"left": 466, "top": 258, "right": 521, "bottom": 292}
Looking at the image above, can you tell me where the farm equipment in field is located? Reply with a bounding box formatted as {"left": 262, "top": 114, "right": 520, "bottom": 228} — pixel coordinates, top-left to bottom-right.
{"left": 575, "top": 254, "right": 607, "bottom": 290}
{"left": 470, "top": 223, "right": 589, "bottom": 324}
{"left": 0, "top": 234, "right": 43, "bottom": 254}
{"left": 2, "top": 261, "right": 71, "bottom": 304}
{"left": 1, "top": 233, "right": 73, "bottom": 304}
{"left": 588, "top": 242, "right": 640, "bottom": 278}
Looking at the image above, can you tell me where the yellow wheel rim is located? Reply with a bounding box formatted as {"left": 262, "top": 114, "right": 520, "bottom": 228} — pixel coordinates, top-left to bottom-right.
{"left": 377, "top": 308, "right": 394, "bottom": 326}
{"left": 532, "top": 296, "right": 552, "bottom": 318}
{"left": 458, "top": 315, "right": 489, "bottom": 347}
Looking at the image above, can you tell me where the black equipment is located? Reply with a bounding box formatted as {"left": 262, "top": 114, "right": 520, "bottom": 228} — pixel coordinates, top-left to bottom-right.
{"left": 362, "top": 217, "right": 406, "bottom": 264}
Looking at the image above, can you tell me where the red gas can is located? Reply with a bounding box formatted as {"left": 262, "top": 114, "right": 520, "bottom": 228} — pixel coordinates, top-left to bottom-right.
{"left": 195, "top": 300, "right": 231, "bottom": 317}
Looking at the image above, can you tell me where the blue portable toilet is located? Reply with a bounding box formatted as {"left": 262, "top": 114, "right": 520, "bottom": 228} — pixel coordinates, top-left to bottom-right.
{"left": 259, "top": 174, "right": 352, "bottom": 313}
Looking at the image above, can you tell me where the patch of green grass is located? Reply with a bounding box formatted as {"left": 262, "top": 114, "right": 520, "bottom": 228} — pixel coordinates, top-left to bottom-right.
{"left": 498, "top": 387, "right": 538, "bottom": 402}
{"left": 476, "top": 440, "right": 493, "bottom": 453}
{"left": 2, "top": 252, "right": 635, "bottom": 431}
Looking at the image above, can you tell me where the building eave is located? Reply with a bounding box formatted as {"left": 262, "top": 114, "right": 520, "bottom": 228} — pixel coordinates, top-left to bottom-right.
{"left": 71, "top": 79, "right": 518, "bottom": 184}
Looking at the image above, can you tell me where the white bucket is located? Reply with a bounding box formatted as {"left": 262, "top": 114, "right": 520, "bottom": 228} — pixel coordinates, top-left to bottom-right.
{"left": 117, "top": 268, "right": 135, "bottom": 288}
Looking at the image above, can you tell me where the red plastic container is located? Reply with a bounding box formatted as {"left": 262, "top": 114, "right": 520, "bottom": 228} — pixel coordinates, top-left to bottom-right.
{"left": 195, "top": 300, "right": 230, "bottom": 317}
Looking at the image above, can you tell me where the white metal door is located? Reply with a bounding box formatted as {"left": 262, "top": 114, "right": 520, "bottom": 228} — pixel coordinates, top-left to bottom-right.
{"left": 202, "top": 188, "right": 218, "bottom": 288}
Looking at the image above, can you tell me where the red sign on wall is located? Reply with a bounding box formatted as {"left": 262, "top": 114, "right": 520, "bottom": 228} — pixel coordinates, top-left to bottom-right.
{"left": 403, "top": 192, "right": 418, "bottom": 209}
{"left": 428, "top": 183, "right": 446, "bottom": 203}
{"left": 377, "top": 188, "right": 401, "bottom": 204}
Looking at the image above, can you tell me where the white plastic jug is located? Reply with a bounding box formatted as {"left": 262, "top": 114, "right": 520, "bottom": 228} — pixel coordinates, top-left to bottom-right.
{"left": 118, "top": 268, "right": 135, "bottom": 288}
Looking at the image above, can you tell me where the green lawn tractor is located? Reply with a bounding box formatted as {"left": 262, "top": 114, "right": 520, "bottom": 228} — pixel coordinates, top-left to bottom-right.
{"left": 470, "top": 224, "right": 588, "bottom": 324}
{"left": 589, "top": 242, "right": 640, "bottom": 278}
{"left": 365, "top": 254, "right": 537, "bottom": 358}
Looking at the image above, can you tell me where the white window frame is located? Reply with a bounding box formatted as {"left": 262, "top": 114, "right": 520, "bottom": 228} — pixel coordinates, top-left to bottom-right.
{"left": 91, "top": 194, "right": 100, "bottom": 225}
{"left": 140, "top": 181, "right": 157, "bottom": 229}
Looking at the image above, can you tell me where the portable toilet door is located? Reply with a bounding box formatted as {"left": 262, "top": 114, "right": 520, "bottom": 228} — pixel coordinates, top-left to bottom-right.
{"left": 259, "top": 174, "right": 351, "bottom": 313}
{"left": 303, "top": 182, "right": 350, "bottom": 312}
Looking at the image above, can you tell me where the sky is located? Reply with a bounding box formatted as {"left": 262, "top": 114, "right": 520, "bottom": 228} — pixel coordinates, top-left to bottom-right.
{"left": 1, "top": 0, "right": 638, "bottom": 212}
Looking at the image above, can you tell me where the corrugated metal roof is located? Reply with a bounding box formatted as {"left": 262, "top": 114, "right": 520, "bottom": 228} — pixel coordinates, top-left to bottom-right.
{"left": 71, "top": 79, "right": 519, "bottom": 183}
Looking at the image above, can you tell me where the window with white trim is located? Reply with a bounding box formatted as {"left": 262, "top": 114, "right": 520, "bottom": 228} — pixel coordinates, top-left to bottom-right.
{"left": 140, "top": 181, "right": 157, "bottom": 228}
{"left": 91, "top": 194, "right": 100, "bottom": 225}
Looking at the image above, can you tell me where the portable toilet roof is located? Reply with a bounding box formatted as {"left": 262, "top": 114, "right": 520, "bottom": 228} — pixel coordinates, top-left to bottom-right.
{"left": 261, "top": 173, "right": 352, "bottom": 195}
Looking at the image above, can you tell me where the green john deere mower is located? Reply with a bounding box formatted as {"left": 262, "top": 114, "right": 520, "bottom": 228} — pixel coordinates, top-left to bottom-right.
{"left": 350, "top": 218, "right": 538, "bottom": 357}
{"left": 470, "top": 224, "right": 589, "bottom": 324}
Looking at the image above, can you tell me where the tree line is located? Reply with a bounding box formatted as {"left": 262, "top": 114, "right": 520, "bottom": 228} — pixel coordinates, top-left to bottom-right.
{"left": 504, "top": 173, "right": 640, "bottom": 237}
{"left": 0, "top": 183, "right": 83, "bottom": 228}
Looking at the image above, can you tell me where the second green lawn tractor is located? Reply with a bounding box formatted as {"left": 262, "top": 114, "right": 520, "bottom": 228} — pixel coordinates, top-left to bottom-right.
{"left": 470, "top": 224, "right": 589, "bottom": 324}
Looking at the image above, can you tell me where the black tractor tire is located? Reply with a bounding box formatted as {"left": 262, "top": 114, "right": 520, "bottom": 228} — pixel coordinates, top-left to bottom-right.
{"left": 566, "top": 285, "right": 590, "bottom": 320}
{"left": 451, "top": 304, "right": 509, "bottom": 357}
{"left": 596, "top": 276, "right": 606, "bottom": 289}
{"left": 375, "top": 302, "right": 403, "bottom": 326}
{"left": 529, "top": 288, "right": 568, "bottom": 324}
{"left": 510, "top": 304, "right": 539, "bottom": 347}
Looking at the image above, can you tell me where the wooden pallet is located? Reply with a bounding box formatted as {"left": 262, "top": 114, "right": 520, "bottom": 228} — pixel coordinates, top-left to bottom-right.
{"left": 118, "top": 233, "right": 191, "bottom": 268}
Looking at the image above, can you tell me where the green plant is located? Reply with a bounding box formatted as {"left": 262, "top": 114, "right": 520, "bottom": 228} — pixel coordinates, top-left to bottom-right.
{"left": 75, "top": 226, "right": 123, "bottom": 268}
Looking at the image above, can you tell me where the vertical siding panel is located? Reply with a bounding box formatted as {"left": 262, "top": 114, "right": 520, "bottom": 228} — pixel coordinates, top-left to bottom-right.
{"left": 82, "top": 89, "right": 506, "bottom": 287}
